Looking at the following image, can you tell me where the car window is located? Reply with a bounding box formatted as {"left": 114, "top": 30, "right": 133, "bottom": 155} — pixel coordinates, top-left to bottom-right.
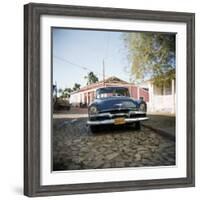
{"left": 96, "top": 87, "right": 130, "bottom": 99}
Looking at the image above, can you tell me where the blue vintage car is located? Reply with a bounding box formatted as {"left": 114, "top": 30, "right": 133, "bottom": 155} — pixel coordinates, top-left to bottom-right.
{"left": 87, "top": 86, "right": 148, "bottom": 132}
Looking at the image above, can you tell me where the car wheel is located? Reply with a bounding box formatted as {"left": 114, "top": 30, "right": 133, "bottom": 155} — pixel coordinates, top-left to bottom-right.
{"left": 90, "top": 125, "right": 99, "bottom": 133}
{"left": 135, "top": 121, "right": 141, "bottom": 130}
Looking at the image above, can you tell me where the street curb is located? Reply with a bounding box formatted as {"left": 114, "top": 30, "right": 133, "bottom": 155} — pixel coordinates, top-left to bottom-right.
{"left": 141, "top": 124, "right": 175, "bottom": 141}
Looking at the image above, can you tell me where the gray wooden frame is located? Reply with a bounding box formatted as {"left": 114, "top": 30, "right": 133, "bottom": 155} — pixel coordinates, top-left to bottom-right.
{"left": 24, "top": 3, "right": 195, "bottom": 197}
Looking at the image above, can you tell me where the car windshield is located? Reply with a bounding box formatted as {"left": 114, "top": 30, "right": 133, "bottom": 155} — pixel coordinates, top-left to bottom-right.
{"left": 96, "top": 87, "right": 130, "bottom": 99}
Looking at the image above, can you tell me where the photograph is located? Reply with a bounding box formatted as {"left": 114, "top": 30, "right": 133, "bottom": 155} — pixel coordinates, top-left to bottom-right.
{"left": 52, "top": 28, "right": 176, "bottom": 171}
{"left": 24, "top": 3, "right": 195, "bottom": 196}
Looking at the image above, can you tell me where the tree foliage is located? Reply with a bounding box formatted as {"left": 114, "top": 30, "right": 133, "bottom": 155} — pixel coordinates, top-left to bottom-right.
{"left": 58, "top": 87, "right": 73, "bottom": 98}
{"left": 58, "top": 84, "right": 81, "bottom": 98}
{"left": 72, "top": 83, "right": 81, "bottom": 91}
{"left": 63, "top": 88, "right": 73, "bottom": 97}
{"left": 84, "top": 72, "right": 99, "bottom": 85}
{"left": 123, "top": 32, "right": 175, "bottom": 86}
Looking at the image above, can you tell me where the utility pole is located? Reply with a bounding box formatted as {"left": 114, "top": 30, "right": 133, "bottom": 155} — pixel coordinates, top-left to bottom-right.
{"left": 55, "top": 81, "right": 57, "bottom": 98}
{"left": 103, "top": 59, "right": 105, "bottom": 86}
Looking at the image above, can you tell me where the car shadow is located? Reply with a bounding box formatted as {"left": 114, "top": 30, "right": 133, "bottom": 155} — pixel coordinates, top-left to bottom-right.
{"left": 88, "top": 124, "right": 140, "bottom": 135}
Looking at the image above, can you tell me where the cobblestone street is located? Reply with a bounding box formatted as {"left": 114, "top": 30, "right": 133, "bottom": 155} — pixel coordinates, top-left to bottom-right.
{"left": 53, "top": 108, "right": 175, "bottom": 171}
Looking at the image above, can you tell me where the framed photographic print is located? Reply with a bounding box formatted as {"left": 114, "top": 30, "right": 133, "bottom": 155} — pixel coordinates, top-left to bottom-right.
{"left": 24, "top": 3, "right": 195, "bottom": 197}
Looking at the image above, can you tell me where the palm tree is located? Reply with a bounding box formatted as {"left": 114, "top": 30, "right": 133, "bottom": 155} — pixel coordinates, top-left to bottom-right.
{"left": 73, "top": 83, "right": 81, "bottom": 91}
{"left": 84, "top": 72, "right": 99, "bottom": 85}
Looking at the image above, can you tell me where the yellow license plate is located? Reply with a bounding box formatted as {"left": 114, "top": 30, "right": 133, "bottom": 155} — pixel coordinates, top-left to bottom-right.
{"left": 114, "top": 117, "right": 125, "bottom": 125}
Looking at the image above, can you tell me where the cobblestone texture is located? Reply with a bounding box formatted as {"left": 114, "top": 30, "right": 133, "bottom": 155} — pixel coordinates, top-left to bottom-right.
{"left": 53, "top": 118, "right": 175, "bottom": 171}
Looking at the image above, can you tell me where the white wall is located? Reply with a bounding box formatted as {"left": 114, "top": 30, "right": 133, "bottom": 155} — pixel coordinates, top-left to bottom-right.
{"left": 0, "top": 0, "right": 199, "bottom": 200}
{"left": 148, "top": 95, "right": 175, "bottom": 113}
{"left": 148, "top": 81, "right": 176, "bottom": 113}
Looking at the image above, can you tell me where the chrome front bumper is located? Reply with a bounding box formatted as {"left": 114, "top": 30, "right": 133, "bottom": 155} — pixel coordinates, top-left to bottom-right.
{"left": 87, "top": 110, "right": 149, "bottom": 125}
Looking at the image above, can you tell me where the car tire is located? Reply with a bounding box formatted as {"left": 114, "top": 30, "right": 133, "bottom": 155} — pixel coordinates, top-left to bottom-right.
{"left": 90, "top": 125, "right": 99, "bottom": 133}
{"left": 135, "top": 121, "right": 141, "bottom": 130}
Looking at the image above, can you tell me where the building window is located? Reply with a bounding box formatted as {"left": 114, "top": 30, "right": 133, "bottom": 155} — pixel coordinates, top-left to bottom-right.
{"left": 153, "top": 81, "right": 172, "bottom": 95}
{"left": 154, "top": 85, "right": 164, "bottom": 95}
{"left": 164, "top": 82, "right": 172, "bottom": 95}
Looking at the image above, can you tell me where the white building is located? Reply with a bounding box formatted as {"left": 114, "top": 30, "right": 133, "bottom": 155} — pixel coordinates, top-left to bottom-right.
{"left": 140, "top": 78, "right": 176, "bottom": 114}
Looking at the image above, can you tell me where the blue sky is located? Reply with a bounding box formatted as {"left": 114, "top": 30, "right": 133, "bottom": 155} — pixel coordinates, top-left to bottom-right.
{"left": 52, "top": 28, "right": 131, "bottom": 90}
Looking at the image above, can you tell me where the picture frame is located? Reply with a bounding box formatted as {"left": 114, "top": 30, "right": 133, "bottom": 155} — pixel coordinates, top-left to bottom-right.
{"left": 24, "top": 3, "right": 195, "bottom": 197}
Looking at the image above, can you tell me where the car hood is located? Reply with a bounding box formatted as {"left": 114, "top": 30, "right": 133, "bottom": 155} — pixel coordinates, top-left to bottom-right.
{"left": 91, "top": 96, "right": 139, "bottom": 112}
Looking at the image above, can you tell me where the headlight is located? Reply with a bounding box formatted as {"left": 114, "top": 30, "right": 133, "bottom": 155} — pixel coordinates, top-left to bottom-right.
{"left": 89, "top": 105, "right": 98, "bottom": 114}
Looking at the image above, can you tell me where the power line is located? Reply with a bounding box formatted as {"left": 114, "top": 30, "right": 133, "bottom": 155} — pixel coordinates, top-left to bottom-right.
{"left": 53, "top": 55, "right": 108, "bottom": 78}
